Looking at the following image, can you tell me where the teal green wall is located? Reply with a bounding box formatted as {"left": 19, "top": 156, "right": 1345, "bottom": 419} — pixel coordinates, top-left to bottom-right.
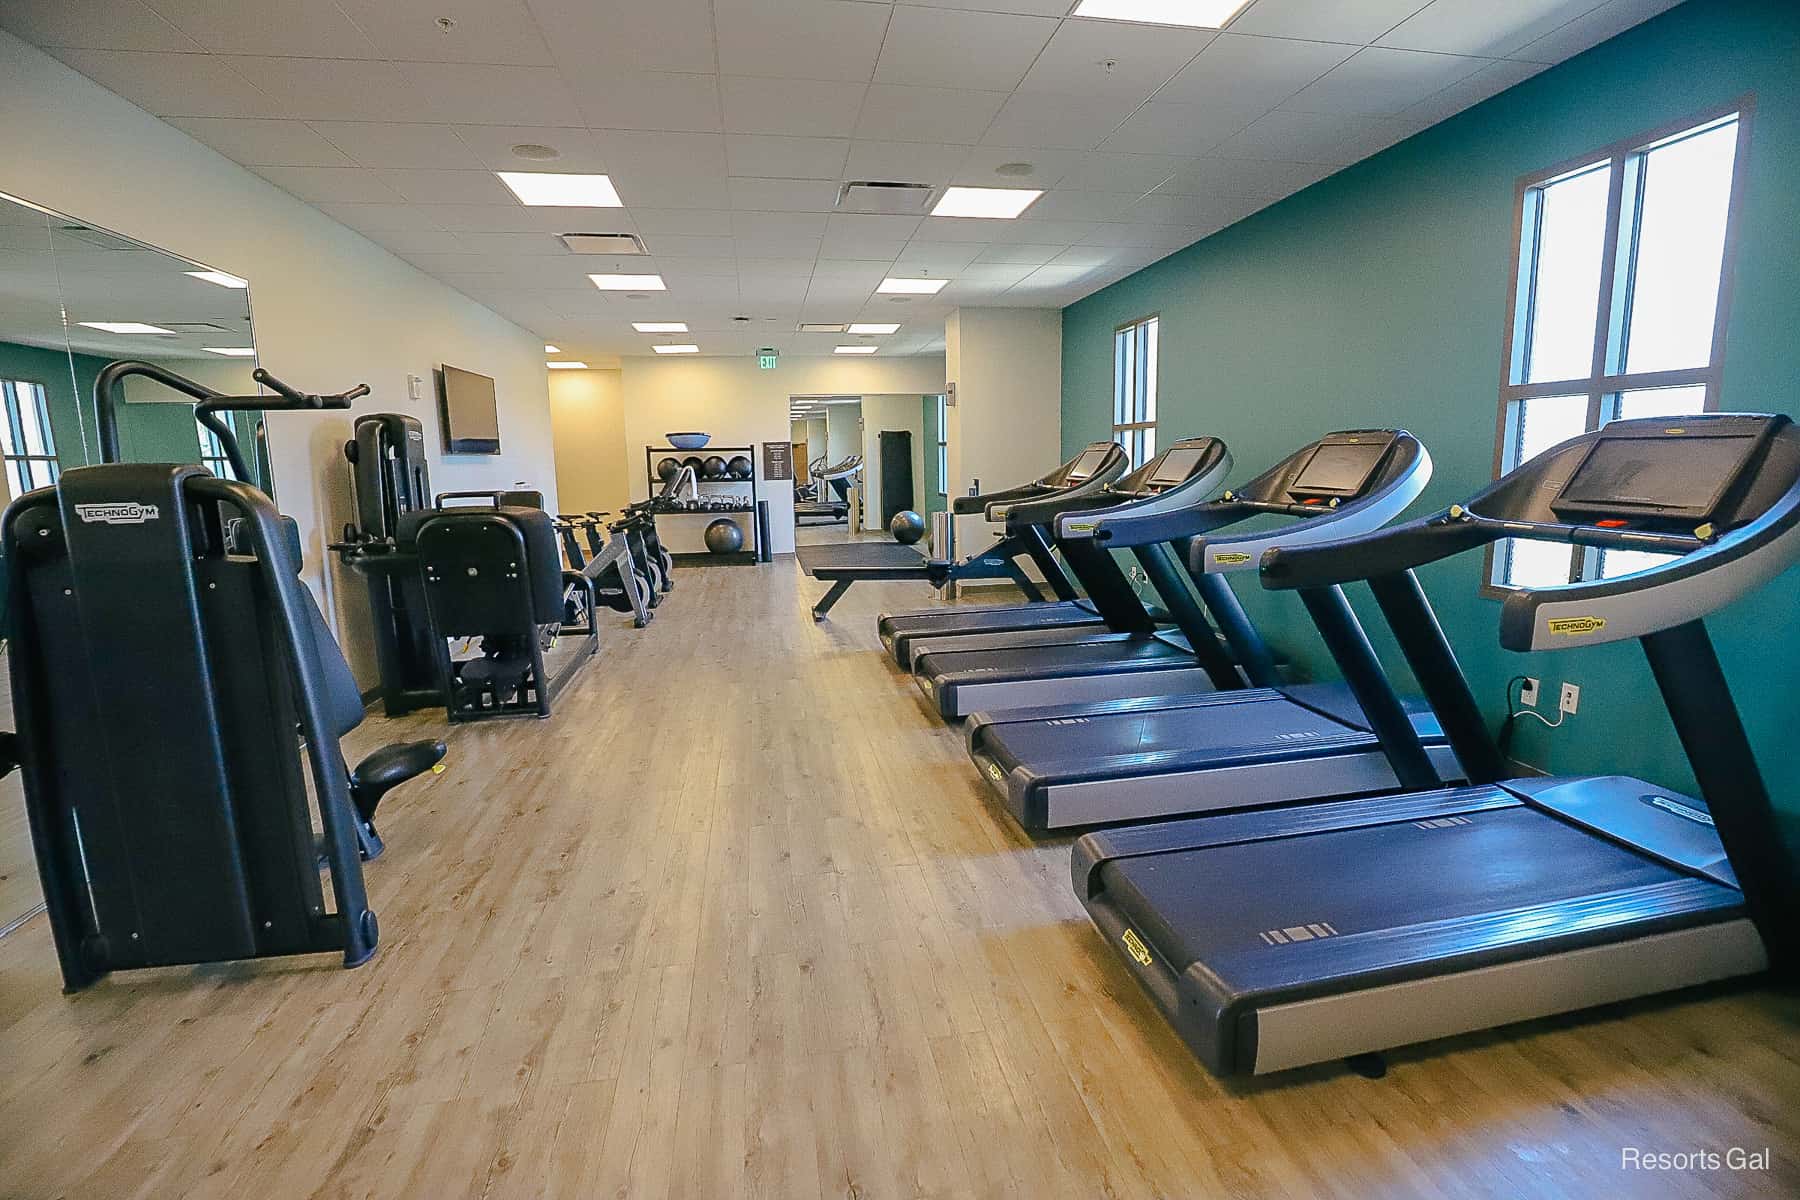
{"left": 1061, "top": 0, "right": 1800, "bottom": 833}
{"left": 0, "top": 339, "right": 209, "bottom": 470}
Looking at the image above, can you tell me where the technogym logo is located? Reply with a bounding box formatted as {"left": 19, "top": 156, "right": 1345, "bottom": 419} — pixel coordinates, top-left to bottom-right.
{"left": 1546, "top": 615, "right": 1607, "bottom": 636}
{"left": 74, "top": 502, "right": 160, "bottom": 525}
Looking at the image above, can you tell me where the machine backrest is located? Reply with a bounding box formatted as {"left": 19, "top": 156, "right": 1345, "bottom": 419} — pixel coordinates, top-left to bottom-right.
{"left": 414, "top": 506, "right": 566, "bottom": 632}
{"left": 349, "top": 413, "right": 430, "bottom": 541}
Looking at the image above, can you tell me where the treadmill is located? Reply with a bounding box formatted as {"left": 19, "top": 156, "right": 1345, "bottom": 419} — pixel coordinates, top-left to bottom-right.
{"left": 798, "top": 442, "right": 1129, "bottom": 621}
{"left": 1075, "top": 412, "right": 1800, "bottom": 1077}
{"left": 888, "top": 439, "right": 1236, "bottom": 672}
{"left": 876, "top": 440, "right": 1232, "bottom": 669}
{"left": 967, "top": 430, "right": 1460, "bottom": 834}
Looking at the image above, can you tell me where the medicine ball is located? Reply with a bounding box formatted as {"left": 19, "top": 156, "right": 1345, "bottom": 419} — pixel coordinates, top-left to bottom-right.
{"left": 890, "top": 510, "right": 926, "bottom": 545}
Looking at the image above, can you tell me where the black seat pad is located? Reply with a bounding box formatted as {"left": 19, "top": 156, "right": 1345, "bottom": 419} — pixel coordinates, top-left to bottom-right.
{"left": 351, "top": 739, "right": 446, "bottom": 796}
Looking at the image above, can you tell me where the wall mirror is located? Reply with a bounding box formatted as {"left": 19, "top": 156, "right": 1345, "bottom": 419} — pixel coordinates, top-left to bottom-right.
{"left": 0, "top": 187, "right": 264, "bottom": 937}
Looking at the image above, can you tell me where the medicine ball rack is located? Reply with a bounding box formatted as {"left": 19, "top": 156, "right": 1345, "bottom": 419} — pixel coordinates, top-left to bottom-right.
{"left": 644, "top": 444, "right": 766, "bottom": 566}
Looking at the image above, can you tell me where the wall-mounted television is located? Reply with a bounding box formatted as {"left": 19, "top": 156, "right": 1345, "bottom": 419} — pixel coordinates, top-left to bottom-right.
{"left": 439, "top": 364, "right": 500, "bottom": 454}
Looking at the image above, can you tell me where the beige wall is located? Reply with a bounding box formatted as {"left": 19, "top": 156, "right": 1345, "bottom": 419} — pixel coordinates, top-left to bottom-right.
{"left": 945, "top": 308, "right": 1063, "bottom": 548}
{"left": 620, "top": 355, "right": 945, "bottom": 555}
{"left": 0, "top": 31, "right": 556, "bottom": 685}
{"left": 549, "top": 369, "right": 628, "bottom": 516}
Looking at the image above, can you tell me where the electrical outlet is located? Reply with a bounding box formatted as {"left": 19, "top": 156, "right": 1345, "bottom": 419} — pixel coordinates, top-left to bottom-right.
{"left": 1519, "top": 677, "right": 1540, "bottom": 708}
{"left": 1559, "top": 682, "right": 1580, "bottom": 715}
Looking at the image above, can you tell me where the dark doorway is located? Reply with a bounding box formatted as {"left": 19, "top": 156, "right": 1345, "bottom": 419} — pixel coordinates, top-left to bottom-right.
{"left": 878, "top": 430, "right": 914, "bottom": 527}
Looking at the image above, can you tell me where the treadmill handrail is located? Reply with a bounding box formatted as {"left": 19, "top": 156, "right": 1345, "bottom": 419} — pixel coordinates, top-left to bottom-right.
{"left": 1190, "top": 441, "right": 1432, "bottom": 574}
{"left": 1050, "top": 451, "right": 1236, "bottom": 545}
{"left": 1009, "top": 443, "right": 1230, "bottom": 534}
{"left": 951, "top": 442, "right": 1128, "bottom": 516}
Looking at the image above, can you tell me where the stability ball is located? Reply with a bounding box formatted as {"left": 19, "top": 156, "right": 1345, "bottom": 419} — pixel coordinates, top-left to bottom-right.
{"left": 704, "top": 518, "right": 745, "bottom": 554}
{"left": 890, "top": 510, "right": 926, "bottom": 545}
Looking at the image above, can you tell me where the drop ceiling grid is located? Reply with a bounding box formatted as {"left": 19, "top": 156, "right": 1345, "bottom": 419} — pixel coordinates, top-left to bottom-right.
{"left": 1, "top": 0, "right": 1684, "bottom": 359}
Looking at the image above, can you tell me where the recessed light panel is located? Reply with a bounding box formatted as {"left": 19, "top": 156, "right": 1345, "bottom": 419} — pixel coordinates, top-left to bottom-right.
{"left": 498, "top": 172, "right": 623, "bottom": 207}
{"left": 547, "top": 361, "right": 590, "bottom": 369}
{"left": 798, "top": 322, "right": 849, "bottom": 333}
{"left": 652, "top": 344, "right": 700, "bottom": 355}
{"left": 591, "top": 273, "right": 666, "bottom": 291}
{"left": 544, "top": 344, "right": 561, "bottom": 353}
{"left": 835, "top": 346, "right": 879, "bottom": 355}
{"left": 78, "top": 321, "right": 176, "bottom": 334}
{"left": 633, "top": 322, "right": 688, "bottom": 333}
{"left": 876, "top": 278, "right": 947, "bottom": 295}
{"left": 847, "top": 323, "right": 899, "bottom": 335}
{"left": 185, "top": 269, "right": 249, "bottom": 289}
{"left": 202, "top": 346, "right": 257, "bottom": 357}
{"left": 930, "top": 186, "right": 1043, "bottom": 219}
{"left": 1071, "top": 0, "right": 1251, "bottom": 29}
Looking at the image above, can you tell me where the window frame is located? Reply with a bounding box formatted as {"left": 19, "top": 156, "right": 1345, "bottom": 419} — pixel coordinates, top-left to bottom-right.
{"left": 1, "top": 376, "right": 61, "bottom": 500}
{"left": 1113, "top": 313, "right": 1159, "bottom": 468}
{"left": 197, "top": 417, "right": 236, "bottom": 479}
{"left": 1486, "top": 96, "right": 1754, "bottom": 597}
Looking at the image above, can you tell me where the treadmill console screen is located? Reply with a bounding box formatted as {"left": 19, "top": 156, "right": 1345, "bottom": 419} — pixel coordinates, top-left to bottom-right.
{"left": 1552, "top": 428, "right": 1765, "bottom": 526}
{"left": 1150, "top": 446, "right": 1208, "bottom": 487}
{"left": 1068, "top": 447, "right": 1111, "bottom": 481}
{"left": 1290, "top": 437, "right": 1390, "bottom": 500}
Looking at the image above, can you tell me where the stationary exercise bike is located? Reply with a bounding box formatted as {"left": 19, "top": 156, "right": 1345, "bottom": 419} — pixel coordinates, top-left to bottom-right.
{"left": 554, "top": 511, "right": 653, "bottom": 627}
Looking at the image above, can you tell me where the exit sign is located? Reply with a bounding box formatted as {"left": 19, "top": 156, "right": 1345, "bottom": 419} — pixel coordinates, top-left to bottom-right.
{"left": 757, "top": 348, "right": 779, "bottom": 369}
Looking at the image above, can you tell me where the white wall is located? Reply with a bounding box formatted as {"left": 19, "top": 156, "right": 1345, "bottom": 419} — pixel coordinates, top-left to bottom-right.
{"left": 825, "top": 403, "right": 862, "bottom": 466}
{"left": 859, "top": 394, "right": 928, "bottom": 531}
{"left": 549, "top": 368, "right": 628, "bottom": 515}
{"left": 620, "top": 355, "right": 944, "bottom": 555}
{"left": 0, "top": 31, "right": 556, "bottom": 684}
{"left": 945, "top": 309, "right": 1063, "bottom": 548}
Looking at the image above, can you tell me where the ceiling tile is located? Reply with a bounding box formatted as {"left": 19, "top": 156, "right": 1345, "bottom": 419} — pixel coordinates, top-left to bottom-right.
{"left": 1283, "top": 46, "right": 1490, "bottom": 115}
{"left": 391, "top": 61, "right": 583, "bottom": 126}
{"left": 952, "top": 146, "right": 1086, "bottom": 189}
{"left": 251, "top": 165, "right": 404, "bottom": 203}
{"left": 452, "top": 231, "right": 573, "bottom": 255}
{"left": 1080, "top": 222, "right": 1207, "bottom": 248}
{"left": 166, "top": 117, "right": 355, "bottom": 166}
{"left": 737, "top": 257, "right": 818, "bottom": 279}
{"left": 418, "top": 203, "right": 628, "bottom": 233}
{"left": 1024, "top": 190, "right": 1141, "bottom": 221}
{"left": 335, "top": 0, "right": 555, "bottom": 65}
{"left": 314, "top": 202, "right": 448, "bottom": 231}
{"left": 526, "top": 0, "right": 718, "bottom": 74}
{"left": 973, "top": 243, "right": 1067, "bottom": 266}
{"left": 1510, "top": 0, "right": 1681, "bottom": 64}
{"left": 1056, "top": 151, "right": 1189, "bottom": 193}
{"left": 632, "top": 209, "right": 735, "bottom": 236}
{"left": 644, "top": 234, "right": 740, "bottom": 258}
{"left": 308, "top": 121, "right": 484, "bottom": 169}
{"left": 1124, "top": 191, "right": 1263, "bottom": 226}
{"left": 47, "top": 48, "right": 283, "bottom": 118}
{"left": 715, "top": 0, "right": 892, "bottom": 82}
{"left": 843, "top": 141, "right": 970, "bottom": 182}
{"left": 721, "top": 76, "right": 868, "bottom": 138}
{"left": 892, "top": 241, "right": 988, "bottom": 274}
{"left": 874, "top": 7, "right": 1060, "bottom": 91}
{"left": 989, "top": 217, "right": 1101, "bottom": 244}
{"left": 732, "top": 210, "right": 830, "bottom": 238}
{"left": 1228, "top": 0, "right": 1433, "bottom": 43}
{"left": 809, "top": 259, "right": 894, "bottom": 284}
{"left": 979, "top": 93, "right": 1141, "bottom": 151}
{"left": 143, "top": 0, "right": 380, "bottom": 57}
{"left": 1100, "top": 101, "right": 1266, "bottom": 155}
{"left": 572, "top": 70, "right": 723, "bottom": 132}
{"left": 0, "top": 0, "right": 201, "bottom": 51}
{"left": 1155, "top": 156, "right": 1338, "bottom": 198}
{"left": 373, "top": 169, "right": 518, "bottom": 204}
{"left": 361, "top": 228, "right": 471, "bottom": 255}
{"left": 1155, "top": 34, "right": 1359, "bottom": 108}
{"left": 1378, "top": 0, "right": 1604, "bottom": 58}
{"left": 1017, "top": 19, "right": 1213, "bottom": 102}
{"left": 726, "top": 136, "right": 851, "bottom": 180}
{"left": 728, "top": 178, "right": 843, "bottom": 211}
{"left": 819, "top": 233, "right": 911, "bottom": 260}
{"left": 216, "top": 55, "right": 433, "bottom": 121}
{"left": 1214, "top": 109, "right": 1392, "bottom": 162}
{"left": 954, "top": 262, "right": 1036, "bottom": 285}
{"left": 733, "top": 234, "right": 825, "bottom": 258}
{"left": 855, "top": 85, "right": 1008, "bottom": 145}
{"left": 452, "top": 126, "right": 610, "bottom": 172}
{"left": 1402, "top": 57, "right": 1549, "bottom": 123}
{"left": 593, "top": 132, "right": 730, "bottom": 207}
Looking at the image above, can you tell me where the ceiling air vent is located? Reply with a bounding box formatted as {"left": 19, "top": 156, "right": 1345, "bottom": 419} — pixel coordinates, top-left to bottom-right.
{"left": 797, "top": 322, "right": 848, "bottom": 333}
{"left": 560, "top": 233, "right": 646, "bottom": 255}
{"left": 161, "top": 322, "right": 231, "bottom": 333}
{"left": 837, "top": 181, "right": 934, "bottom": 215}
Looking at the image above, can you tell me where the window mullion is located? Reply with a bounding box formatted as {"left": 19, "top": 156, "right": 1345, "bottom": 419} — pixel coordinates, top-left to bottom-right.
{"left": 1588, "top": 152, "right": 1629, "bottom": 406}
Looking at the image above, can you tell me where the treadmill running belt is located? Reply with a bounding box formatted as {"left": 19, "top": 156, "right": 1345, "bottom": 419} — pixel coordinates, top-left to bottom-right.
{"left": 1100, "top": 805, "right": 1696, "bottom": 981}
{"left": 986, "top": 695, "right": 1346, "bottom": 767}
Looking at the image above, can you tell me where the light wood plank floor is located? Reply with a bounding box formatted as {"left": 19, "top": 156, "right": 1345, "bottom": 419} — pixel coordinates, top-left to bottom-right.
{"left": 0, "top": 554, "right": 1796, "bottom": 1199}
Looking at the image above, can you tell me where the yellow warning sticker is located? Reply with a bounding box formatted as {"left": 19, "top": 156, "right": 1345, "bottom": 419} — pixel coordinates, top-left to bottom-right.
{"left": 1213, "top": 551, "right": 1252, "bottom": 566}
{"left": 1122, "top": 929, "right": 1154, "bottom": 967}
{"left": 985, "top": 761, "right": 1004, "bottom": 781}
{"left": 1065, "top": 521, "right": 1097, "bottom": 533}
{"left": 1547, "top": 615, "right": 1607, "bottom": 636}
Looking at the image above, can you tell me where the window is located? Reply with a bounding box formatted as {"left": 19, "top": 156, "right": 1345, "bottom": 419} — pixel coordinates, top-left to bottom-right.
{"left": 1, "top": 378, "right": 60, "bottom": 500}
{"left": 935, "top": 393, "right": 947, "bottom": 496}
{"left": 1494, "top": 105, "right": 1749, "bottom": 588}
{"left": 1113, "top": 315, "right": 1158, "bottom": 467}
{"left": 197, "top": 419, "right": 236, "bottom": 479}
